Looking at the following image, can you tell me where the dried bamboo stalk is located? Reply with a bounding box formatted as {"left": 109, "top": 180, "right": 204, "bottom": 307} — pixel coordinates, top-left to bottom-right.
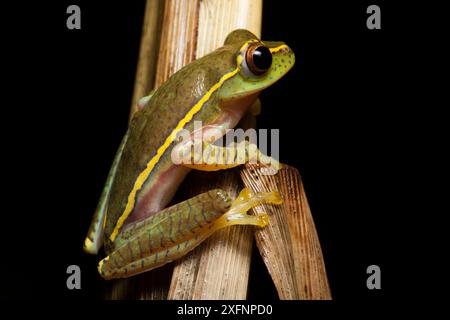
{"left": 154, "top": 0, "right": 201, "bottom": 88}
{"left": 283, "top": 169, "right": 331, "bottom": 299}
{"left": 106, "top": 266, "right": 172, "bottom": 300}
{"left": 129, "top": 0, "right": 164, "bottom": 119}
{"left": 167, "top": 0, "right": 263, "bottom": 300}
{"left": 195, "top": 0, "right": 262, "bottom": 58}
{"left": 240, "top": 163, "right": 332, "bottom": 300}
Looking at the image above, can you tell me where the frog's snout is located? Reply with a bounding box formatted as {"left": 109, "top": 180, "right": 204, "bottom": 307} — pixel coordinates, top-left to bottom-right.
{"left": 265, "top": 41, "right": 295, "bottom": 74}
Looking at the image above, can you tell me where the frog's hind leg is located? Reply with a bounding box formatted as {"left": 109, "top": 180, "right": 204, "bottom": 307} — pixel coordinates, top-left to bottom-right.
{"left": 97, "top": 188, "right": 281, "bottom": 280}
{"left": 83, "top": 131, "right": 129, "bottom": 255}
{"left": 98, "top": 189, "right": 230, "bottom": 279}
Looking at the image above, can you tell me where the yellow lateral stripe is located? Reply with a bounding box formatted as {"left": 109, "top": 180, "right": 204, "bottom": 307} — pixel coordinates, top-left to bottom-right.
{"left": 269, "top": 44, "right": 289, "bottom": 53}
{"left": 109, "top": 67, "right": 240, "bottom": 241}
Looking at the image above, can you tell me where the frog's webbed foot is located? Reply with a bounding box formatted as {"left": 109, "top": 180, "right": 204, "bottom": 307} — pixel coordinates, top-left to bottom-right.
{"left": 97, "top": 188, "right": 281, "bottom": 280}
{"left": 209, "top": 187, "right": 282, "bottom": 231}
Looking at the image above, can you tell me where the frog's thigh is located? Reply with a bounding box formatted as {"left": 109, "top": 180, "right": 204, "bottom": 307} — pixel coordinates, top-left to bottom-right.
{"left": 97, "top": 187, "right": 281, "bottom": 280}
{"left": 176, "top": 139, "right": 280, "bottom": 172}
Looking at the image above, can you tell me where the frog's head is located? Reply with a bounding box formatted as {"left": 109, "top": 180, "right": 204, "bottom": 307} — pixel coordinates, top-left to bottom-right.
{"left": 219, "top": 29, "right": 295, "bottom": 101}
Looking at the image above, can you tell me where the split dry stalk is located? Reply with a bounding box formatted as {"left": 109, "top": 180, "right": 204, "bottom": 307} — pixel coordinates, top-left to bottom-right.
{"left": 240, "top": 163, "right": 332, "bottom": 299}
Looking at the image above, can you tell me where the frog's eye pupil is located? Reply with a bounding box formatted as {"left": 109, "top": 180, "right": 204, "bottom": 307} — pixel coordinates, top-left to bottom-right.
{"left": 253, "top": 46, "right": 272, "bottom": 71}
{"left": 246, "top": 44, "right": 272, "bottom": 75}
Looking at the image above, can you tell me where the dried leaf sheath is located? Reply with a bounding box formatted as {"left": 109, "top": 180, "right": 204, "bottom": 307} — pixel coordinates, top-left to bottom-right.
{"left": 285, "top": 172, "right": 331, "bottom": 299}
{"left": 240, "top": 163, "right": 332, "bottom": 300}
{"left": 129, "top": 0, "right": 164, "bottom": 119}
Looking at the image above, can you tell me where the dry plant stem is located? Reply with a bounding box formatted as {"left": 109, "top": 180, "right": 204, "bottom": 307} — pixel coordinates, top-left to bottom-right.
{"left": 196, "top": 0, "right": 262, "bottom": 57}
{"left": 283, "top": 170, "right": 332, "bottom": 299}
{"left": 240, "top": 163, "right": 332, "bottom": 300}
{"left": 106, "top": 266, "right": 172, "bottom": 300}
{"left": 129, "top": 0, "right": 164, "bottom": 119}
{"left": 154, "top": 0, "right": 201, "bottom": 88}
{"left": 167, "top": 0, "right": 263, "bottom": 300}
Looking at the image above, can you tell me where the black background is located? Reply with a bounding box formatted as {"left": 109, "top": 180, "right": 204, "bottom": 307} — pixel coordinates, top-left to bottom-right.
{"left": 1, "top": 0, "right": 423, "bottom": 311}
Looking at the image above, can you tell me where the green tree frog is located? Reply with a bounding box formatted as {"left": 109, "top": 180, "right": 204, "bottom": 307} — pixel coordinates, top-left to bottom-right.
{"left": 83, "top": 29, "right": 295, "bottom": 280}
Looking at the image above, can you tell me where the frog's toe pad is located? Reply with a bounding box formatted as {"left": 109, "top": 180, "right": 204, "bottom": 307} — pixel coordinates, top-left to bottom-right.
{"left": 257, "top": 213, "right": 270, "bottom": 227}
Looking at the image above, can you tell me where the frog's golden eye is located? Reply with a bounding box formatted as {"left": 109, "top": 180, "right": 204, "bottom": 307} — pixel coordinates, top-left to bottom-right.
{"left": 245, "top": 43, "right": 272, "bottom": 75}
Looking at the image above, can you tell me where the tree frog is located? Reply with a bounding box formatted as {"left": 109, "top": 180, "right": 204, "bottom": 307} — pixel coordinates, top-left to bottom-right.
{"left": 84, "top": 29, "right": 295, "bottom": 280}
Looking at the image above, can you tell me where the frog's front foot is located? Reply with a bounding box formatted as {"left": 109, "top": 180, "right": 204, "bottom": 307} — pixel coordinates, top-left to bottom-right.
{"left": 97, "top": 188, "right": 281, "bottom": 280}
{"left": 172, "top": 138, "right": 281, "bottom": 174}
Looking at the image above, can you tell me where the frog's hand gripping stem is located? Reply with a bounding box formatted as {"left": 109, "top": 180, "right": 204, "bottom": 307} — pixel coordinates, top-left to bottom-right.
{"left": 97, "top": 188, "right": 281, "bottom": 280}
{"left": 83, "top": 131, "right": 129, "bottom": 255}
{"left": 174, "top": 139, "right": 281, "bottom": 172}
